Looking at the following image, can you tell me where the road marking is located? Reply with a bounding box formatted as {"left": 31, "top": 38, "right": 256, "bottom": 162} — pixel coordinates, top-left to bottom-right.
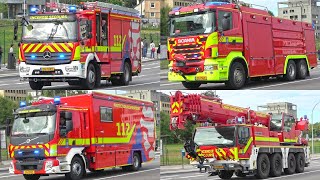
{"left": 248, "top": 77, "right": 320, "bottom": 90}
{"left": 142, "top": 62, "right": 159, "bottom": 67}
{"left": 160, "top": 82, "right": 181, "bottom": 87}
{"left": 268, "top": 169, "right": 320, "bottom": 179}
{"left": 107, "top": 81, "right": 160, "bottom": 89}
{"left": 94, "top": 168, "right": 160, "bottom": 180}
{"left": 133, "top": 73, "right": 160, "bottom": 79}
{"left": 143, "top": 66, "right": 160, "bottom": 70}
{"left": 161, "top": 174, "right": 205, "bottom": 180}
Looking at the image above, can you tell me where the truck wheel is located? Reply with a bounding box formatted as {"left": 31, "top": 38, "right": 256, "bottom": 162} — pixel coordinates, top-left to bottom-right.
{"left": 235, "top": 170, "right": 246, "bottom": 177}
{"left": 182, "top": 82, "right": 201, "bottom": 89}
{"left": 295, "top": 153, "right": 305, "bottom": 173}
{"left": 82, "top": 63, "right": 96, "bottom": 90}
{"left": 255, "top": 153, "right": 270, "bottom": 179}
{"left": 119, "top": 62, "right": 131, "bottom": 86}
{"left": 284, "top": 60, "right": 296, "bottom": 81}
{"left": 23, "top": 174, "right": 40, "bottom": 180}
{"left": 218, "top": 170, "right": 234, "bottom": 179}
{"left": 29, "top": 81, "right": 44, "bottom": 90}
{"left": 225, "top": 62, "right": 246, "bottom": 89}
{"left": 127, "top": 153, "right": 141, "bottom": 171}
{"left": 65, "top": 156, "right": 85, "bottom": 180}
{"left": 296, "top": 60, "right": 308, "bottom": 79}
{"left": 284, "top": 153, "right": 296, "bottom": 174}
{"left": 270, "top": 153, "right": 282, "bottom": 177}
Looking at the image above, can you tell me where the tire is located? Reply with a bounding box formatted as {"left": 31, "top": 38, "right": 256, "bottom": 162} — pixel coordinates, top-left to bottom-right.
{"left": 270, "top": 153, "right": 282, "bottom": 177}
{"left": 68, "top": 81, "right": 80, "bottom": 86}
{"left": 225, "top": 62, "right": 246, "bottom": 89}
{"left": 127, "top": 152, "right": 141, "bottom": 171}
{"left": 23, "top": 174, "right": 40, "bottom": 180}
{"left": 29, "top": 81, "right": 44, "bottom": 90}
{"left": 95, "top": 65, "right": 101, "bottom": 88}
{"left": 235, "top": 170, "right": 246, "bottom": 177}
{"left": 182, "top": 82, "right": 201, "bottom": 89}
{"left": 284, "top": 153, "right": 296, "bottom": 175}
{"left": 296, "top": 60, "right": 308, "bottom": 79}
{"left": 65, "top": 156, "right": 85, "bottom": 180}
{"left": 81, "top": 63, "right": 96, "bottom": 90}
{"left": 295, "top": 153, "right": 305, "bottom": 173}
{"left": 218, "top": 170, "right": 234, "bottom": 179}
{"left": 255, "top": 154, "right": 270, "bottom": 179}
{"left": 284, "top": 60, "right": 296, "bottom": 81}
{"left": 119, "top": 62, "right": 131, "bottom": 86}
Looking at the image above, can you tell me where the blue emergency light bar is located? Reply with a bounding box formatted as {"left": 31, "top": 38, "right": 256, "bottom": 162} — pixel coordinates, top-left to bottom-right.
{"left": 54, "top": 96, "right": 61, "bottom": 105}
{"left": 20, "top": 101, "right": 27, "bottom": 108}
{"left": 69, "top": 5, "right": 77, "bottom": 13}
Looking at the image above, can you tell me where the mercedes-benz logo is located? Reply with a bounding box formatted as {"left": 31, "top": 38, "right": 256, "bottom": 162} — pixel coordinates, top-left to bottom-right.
{"left": 43, "top": 51, "right": 51, "bottom": 59}
{"left": 26, "top": 139, "right": 31, "bottom": 143}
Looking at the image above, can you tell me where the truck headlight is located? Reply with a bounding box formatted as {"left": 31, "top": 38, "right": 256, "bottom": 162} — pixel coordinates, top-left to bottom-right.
{"left": 20, "top": 67, "right": 30, "bottom": 73}
{"left": 45, "top": 160, "right": 53, "bottom": 171}
{"left": 65, "top": 66, "right": 79, "bottom": 72}
{"left": 204, "top": 65, "right": 218, "bottom": 71}
{"left": 229, "top": 164, "right": 234, "bottom": 168}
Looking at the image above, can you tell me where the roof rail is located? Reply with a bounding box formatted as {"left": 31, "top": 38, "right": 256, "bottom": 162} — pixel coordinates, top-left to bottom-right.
{"left": 82, "top": 1, "right": 139, "bottom": 15}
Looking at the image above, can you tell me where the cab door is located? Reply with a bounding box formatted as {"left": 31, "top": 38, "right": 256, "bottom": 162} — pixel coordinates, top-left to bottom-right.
{"left": 237, "top": 126, "right": 252, "bottom": 159}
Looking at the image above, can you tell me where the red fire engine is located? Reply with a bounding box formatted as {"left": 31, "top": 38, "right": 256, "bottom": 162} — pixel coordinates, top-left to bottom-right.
{"left": 15, "top": 1, "right": 141, "bottom": 90}
{"left": 167, "top": 1, "right": 317, "bottom": 89}
{"left": 8, "top": 92, "right": 155, "bottom": 180}
{"left": 170, "top": 91, "right": 310, "bottom": 179}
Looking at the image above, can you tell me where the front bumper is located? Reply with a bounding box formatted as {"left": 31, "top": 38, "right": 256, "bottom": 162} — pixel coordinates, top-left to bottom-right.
{"left": 19, "top": 61, "right": 85, "bottom": 81}
{"left": 168, "top": 70, "right": 227, "bottom": 82}
{"left": 10, "top": 158, "right": 70, "bottom": 175}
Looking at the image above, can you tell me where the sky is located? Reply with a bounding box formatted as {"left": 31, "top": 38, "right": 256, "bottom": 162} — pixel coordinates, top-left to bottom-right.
{"left": 242, "top": 0, "right": 282, "bottom": 16}
{"left": 160, "top": 90, "right": 320, "bottom": 124}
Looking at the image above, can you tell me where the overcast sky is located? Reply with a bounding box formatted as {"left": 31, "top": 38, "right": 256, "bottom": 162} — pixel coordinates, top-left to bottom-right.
{"left": 160, "top": 90, "right": 320, "bottom": 124}
{"left": 241, "top": 0, "right": 282, "bottom": 16}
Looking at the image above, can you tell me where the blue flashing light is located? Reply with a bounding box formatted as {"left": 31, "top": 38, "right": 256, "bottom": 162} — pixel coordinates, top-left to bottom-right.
{"left": 31, "top": 55, "right": 36, "bottom": 59}
{"left": 205, "top": 1, "right": 229, "bottom": 6}
{"left": 193, "top": 54, "right": 198, "bottom": 58}
{"left": 18, "top": 151, "right": 23, "bottom": 155}
{"left": 20, "top": 101, "right": 27, "bottom": 108}
{"left": 34, "top": 150, "right": 39, "bottom": 154}
{"left": 54, "top": 96, "right": 61, "bottom": 105}
{"left": 59, "top": 54, "right": 65, "bottom": 58}
{"left": 304, "top": 115, "right": 308, "bottom": 119}
{"left": 30, "top": 7, "right": 38, "bottom": 13}
{"left": 172, "top": 7, "right": 182, "bottom": 11}
{"left": 69, "top": 5, "right": 77, "bottom": 13}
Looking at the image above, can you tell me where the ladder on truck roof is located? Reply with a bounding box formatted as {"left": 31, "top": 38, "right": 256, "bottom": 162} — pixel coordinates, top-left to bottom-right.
{"left": 82, "top": 1, "right": 140, "bottom": 17}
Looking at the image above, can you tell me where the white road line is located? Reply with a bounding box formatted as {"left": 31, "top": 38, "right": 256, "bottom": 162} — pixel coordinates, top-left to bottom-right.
{"left": 248, "top": 77, "right": 320, "bottom": 90}
{"left": 268, "top": 169, "right": 320, "bottom": 179}
{"left": 143, "top": 66, "right": 160, "bottom": 70}
{"left": 161, "top": 174, "right": 205, "bottom": 180}
{"left": 133, "top": 73, "right": 160, "bottom": 78}
{"left": 142, "top": 62, "right": 159, "bottom": 67}
{"left": 160, "top": 82, "right": 181, "bottom": 87}
{"left": 107, "top": 81, "right": 160, "bottom": 89}
{"left": 94, "top": 168, "right": 160, "bottom": 180}
{"left": 0, "top": 83, "right": 10, "bottom": 86}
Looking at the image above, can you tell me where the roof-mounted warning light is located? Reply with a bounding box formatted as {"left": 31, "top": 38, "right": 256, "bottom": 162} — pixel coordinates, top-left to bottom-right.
{"left": 54, "top": 96, "right": 61, "bottom": 105}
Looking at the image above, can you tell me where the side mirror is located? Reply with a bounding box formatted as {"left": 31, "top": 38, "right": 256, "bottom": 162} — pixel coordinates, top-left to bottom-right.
{"left": 222, "top": 14, "right": 231, "bottom": 31}
{"left": 86, "top": 20, "right": 92, "bottom": 33}
{"left": 14, "top": 22, "right": 18, "bottom": 41}
{"left": 66, "top": 120, "right": 73, "bottom": 132}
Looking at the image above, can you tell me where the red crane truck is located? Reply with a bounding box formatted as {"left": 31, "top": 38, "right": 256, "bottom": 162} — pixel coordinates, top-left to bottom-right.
{"left": 170, "top": 91, "right": 310, "bottom": 179}
{"left": 167, "top": 1, "right": 317, "bottom": 89}
{"left": 15, "top": 1, "right": 141, "bottom": 90}
{"left": 8, "top": 92, "right": 155, "bottom": 180}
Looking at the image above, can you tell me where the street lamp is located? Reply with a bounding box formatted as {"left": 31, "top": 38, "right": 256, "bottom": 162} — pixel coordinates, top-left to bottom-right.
{"left": 311, "top": 101, "right": 320, "bottom": 155}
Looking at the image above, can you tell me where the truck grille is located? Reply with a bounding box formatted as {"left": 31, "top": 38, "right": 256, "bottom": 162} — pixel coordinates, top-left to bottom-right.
{"left": 25, "top": 52, "right": 72, "bottom": 65}
{"left": 171, "top": 37, "right": 207, "bottom": 61}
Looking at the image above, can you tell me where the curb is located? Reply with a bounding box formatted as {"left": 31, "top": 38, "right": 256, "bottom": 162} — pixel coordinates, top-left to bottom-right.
{"left": 0, "top": 72, "right": 19, "bottom": 78}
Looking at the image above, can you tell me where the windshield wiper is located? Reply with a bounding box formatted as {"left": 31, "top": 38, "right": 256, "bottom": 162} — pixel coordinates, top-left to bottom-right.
{"left": 31, "top": 132, "right": 48, "bottom": 136}
{"left": 214, "top": 143, "right": 231, "bottom": 148}
{"left": 12, "top": 134, "right": 29, "bottom": 137}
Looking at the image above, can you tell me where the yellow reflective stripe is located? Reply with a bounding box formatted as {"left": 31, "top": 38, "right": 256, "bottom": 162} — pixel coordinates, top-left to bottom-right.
{"left": 39, "top": 45, "right": 48, "bottom": 52}
{"left": 68, "top": 43, "right": 74, "bottom": 49}
{"left": 44, "top": 144, "right": 49, "bottom": 149}
{"left": 215, "top": 149, "right": 223, "bottom": 158}
{"left": 52, "top": 43, "right": 63, "bottom": 52}
{"left": 25, "top": 44, "right": 35, "bottom": 53}
{"left": 23, "top": 44, "right": 28, "bottom": 49}
{"left": 219, "top": 148, "right": 226, "bottom": 157}
{"left": 32, "top": 43, "right": 42, "bottom": 52}
{"left": 94, "top": 124, "right": 136, "bottom": 144}
{"left": 73, "top": 46, "right": 81, "bottom": 60}
{"left": 243, "top": 137, "right": 253, "bottom": 154}
{"left": 38, "top": 145, "right": 43, "bottom": 148}
{"left": 284, "top": 138, "right": 298, "bottom": 143}
{"left": 18, "top": 48, "right": 23, "bottom": 61}
{"left": 32, "top": 145, "right": 36, "bottom": 148}
{"left": 171, "top": 102, "right": 179, "bottom": 109}
{"left": 50, "top": 144, "right": 57, "bottom": 156}
{"left": 44, "top": 150, "right": 49, "bottom": 156}
{"left": 220, "top": 36, "right": 244, "bottom": 43}
{"left": 60, "top": 43, "right": 71, "bottom": 52}
{"left": 255, "top": 136, "right": 279, "bottom": 142}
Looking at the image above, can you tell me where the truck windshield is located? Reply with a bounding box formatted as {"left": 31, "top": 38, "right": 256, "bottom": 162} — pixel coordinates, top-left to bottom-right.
{"left": 11, "top": 111, "right": 56, "bottom": 137}
{"left": 270, "top": 114, "right": 283, "bottom": 131}
{"left": 194, "top": 126, "right": 235, "bottom": 147}
{"left": 22, "top": 21, "right": 77, "bottom": 43}
{"left": 170, "top": 11, "right": 216, "bottom": 37}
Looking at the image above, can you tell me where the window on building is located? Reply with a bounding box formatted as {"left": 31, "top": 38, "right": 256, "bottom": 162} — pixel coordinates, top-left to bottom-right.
{"left": 290, "top": 9, "right": 294, "bottom": 13}
{"left": 151, "top": 12, "right": 155, "bottom": 17}
{"left": 150, "top": 2, "right": 155, "bottom": 8}
{"left": 283, "top": 10, "right": 288, "bottom": 14}
{"left": 100, "top": 107, "right": 113, "bottom": 122}
{"left": 302, "top": 15, "right": 307, "bottom": 18}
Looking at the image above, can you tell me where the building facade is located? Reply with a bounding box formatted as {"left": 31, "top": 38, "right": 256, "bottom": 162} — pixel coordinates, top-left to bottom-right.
{"left": 278, "top": 0, "right": 320, "bottom": 36}
{"left": 135, "top": 0, "right": 160, "bottom": 25}
{"left": 0, "top": 0, "right": 46, "bottom": 19}
{"left": 162, "top": 0, "right": 194, "bottom": 8}
{"left": 0, "top": 90, "right": 29, "bottom": 101}
{"left": 257, "top": 102, "right": 298, "bottom": 118}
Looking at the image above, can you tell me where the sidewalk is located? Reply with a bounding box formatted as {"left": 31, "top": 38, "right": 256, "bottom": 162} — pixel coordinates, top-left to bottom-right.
{"left": 0, "top": 64, "right": 19, "bottom": 78}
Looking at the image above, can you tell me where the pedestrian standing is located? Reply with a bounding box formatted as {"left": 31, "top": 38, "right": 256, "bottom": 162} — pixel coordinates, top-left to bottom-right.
{"left": 141, "top": 40, "right": 144, "bottom": 59}
{"left": 150, "top": 41, "right": 155, "bottom": 59}
{"left": 157, "top": 43, "right": 161, "bottom": 59}
{"left": 143, "top": 38, "right": 148, "bottom": 58}
{"left": 0, "top": 46, "right": 2, "bottom": 69}
{"left": 9, "top": 44, "right": 14, "bottom": 53}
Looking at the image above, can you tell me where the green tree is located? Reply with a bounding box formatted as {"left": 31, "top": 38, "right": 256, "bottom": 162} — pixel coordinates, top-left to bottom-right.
{"left": 0, "top": 3, "right": 8, "bottom": 18}
{"left": 0, "top": 97, "right": 18, "bottom": 125}
{"left": 268, "top": 10, "right": 274, "bottom": 16}
{"left": 123, "top": 0, "right": 137, "bottom": 8}
{"left": 160, "top": 6, "right": 171, "bottom": 36}
{"left": 108, "top": 0, "right": 123, "bottom": 6}
{"left": 41, "top": 90, "right": 87, "bottom": 97}
{"left": 201, "top": 90, "right": 219, "bottom": 98}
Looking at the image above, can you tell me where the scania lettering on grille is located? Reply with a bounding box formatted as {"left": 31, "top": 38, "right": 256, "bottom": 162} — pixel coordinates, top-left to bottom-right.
{"left": 177, "top": 38, "right": 195, "bottom": 44}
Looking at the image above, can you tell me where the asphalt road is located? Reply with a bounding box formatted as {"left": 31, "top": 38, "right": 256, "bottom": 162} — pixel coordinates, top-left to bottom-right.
{"left": 160, "top": 158, "right": 320, "bottom": 180}
{"left": 0, "top": 158, "right": 159, "bottom": 180}
{"left": 159, "top": 66, "right": 320, "bottom": 90}
{"left": 0, "top": 60, "right": 160, "bottom": 90}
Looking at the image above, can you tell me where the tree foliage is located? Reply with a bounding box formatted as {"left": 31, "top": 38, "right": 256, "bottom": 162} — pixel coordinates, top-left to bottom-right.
{"left": 0, "top": 97, "right": 18, "bottom": 125}
{"left": 160, "top": 5, "right": 171, "bottom": 36}
{"left": 268, "top": 10, "right": 274, "bottom": 17}
{"left": 41, "top": 90, "right": 87, "bottom": 97}
{"left": 201, "top": 90, "right": 219, "bottom": 98}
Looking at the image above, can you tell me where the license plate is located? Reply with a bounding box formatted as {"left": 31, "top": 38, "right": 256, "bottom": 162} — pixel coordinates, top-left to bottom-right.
{"left": 40, "top": 67, "right": 55, "bottom": 72}
{"left": 214, "top": 165, "right": 224, "bottom": 169}
{"left": 176, "top": 62, "right": 185, "bottom": 67}
{"left": 196, "top": 76, "right": 207, "bottom": 81}
{"left": 24, "top": 170, "right": 35, "bottom": 174}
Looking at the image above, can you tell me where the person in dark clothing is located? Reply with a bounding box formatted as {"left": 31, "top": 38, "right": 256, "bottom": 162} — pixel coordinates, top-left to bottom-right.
{"left": 157, "top": 43, "right": 161, "bottom": 59}
{"left": 0, "top": 46, "right": 2, "bottom": 69}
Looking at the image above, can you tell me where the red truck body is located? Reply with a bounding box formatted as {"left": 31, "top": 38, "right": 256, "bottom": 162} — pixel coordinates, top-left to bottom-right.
{"left": 9, "top": 92, "right": 155, "bottom": 179}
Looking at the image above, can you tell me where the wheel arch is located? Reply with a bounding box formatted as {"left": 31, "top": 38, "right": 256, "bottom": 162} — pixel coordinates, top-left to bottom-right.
{"left": 283, "top": 55, "right": 310, "bottom": 74}
{"left": 226, "top": 52, "right": 249, "bottom": 78}
{"left": 65, "top": 147, "right": 87, "bottom": 170}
